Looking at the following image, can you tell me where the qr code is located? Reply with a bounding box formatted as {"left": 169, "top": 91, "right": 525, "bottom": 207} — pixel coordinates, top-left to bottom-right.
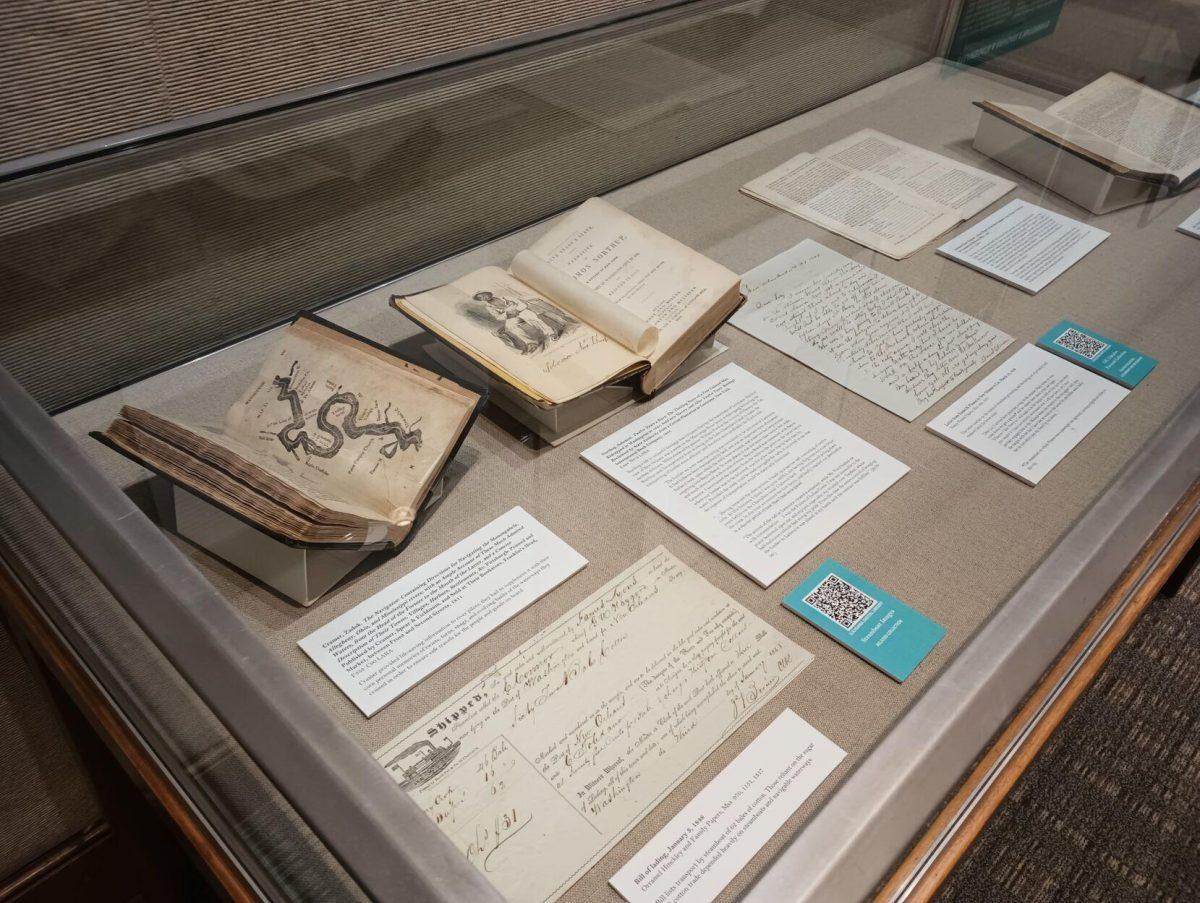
{"left": 1053, "top": 327, "right": 1108, "bottom": 361}
{"left": 804, "top": 573, "right": 878, "bottom": 631}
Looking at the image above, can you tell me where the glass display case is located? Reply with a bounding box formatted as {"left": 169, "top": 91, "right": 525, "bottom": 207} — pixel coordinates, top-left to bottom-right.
{"left": 1, "top": 1, "right": 1198, "bottom": 901}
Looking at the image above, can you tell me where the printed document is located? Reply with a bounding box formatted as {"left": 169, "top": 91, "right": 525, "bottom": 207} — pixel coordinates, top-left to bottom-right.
{"left": 937, "top": 199, "right": 1109, "bottom": 294}
{"left": 732, "top": 240, "right": 1011, "bottom": 420}
{"left": 742, "top": 129, "right": 1014, "bottom": 258}
{"left": 610, "top": 709, "right": 844, "bottom": 903}
{"left": 926, "top": 344, "right": 1128, "bottom": 485}
{"left": 581, "top": 364, "right": 908, "bottom": 586}
{"left": 376, "top": 547, "right": 812, "bottom": 903}
{"left": 299, "top": 507, "right": 585, "bottom": 716}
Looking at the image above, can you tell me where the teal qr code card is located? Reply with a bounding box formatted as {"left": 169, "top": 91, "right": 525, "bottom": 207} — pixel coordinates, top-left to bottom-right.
{"left": 1037, "top": 320, "right": 1156, "bottom": 388}
{"left": 782, "top": 560, "right": 945, "bottom": 682}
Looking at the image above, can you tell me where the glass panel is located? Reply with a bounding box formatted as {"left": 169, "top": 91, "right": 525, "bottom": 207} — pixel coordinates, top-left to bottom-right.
{"left": 0, "top": 0, "right": 946, "bottom": 411}
{"left": 959, "top": 0, "right": 1200, "bottom": 95}
{"left": 47, "top": 59, "right": 1200, "bottom": 901}
{"left": 1, "top": 0, "right": 1198, "bottom": 900}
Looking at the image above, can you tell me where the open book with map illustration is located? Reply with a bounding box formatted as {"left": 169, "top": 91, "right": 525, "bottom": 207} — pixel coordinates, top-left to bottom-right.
{"left": 96, "top": 315, "right": 483, "bottom": 548}
{"left": 391, "top": 198, "right": 743, "bottom": 406}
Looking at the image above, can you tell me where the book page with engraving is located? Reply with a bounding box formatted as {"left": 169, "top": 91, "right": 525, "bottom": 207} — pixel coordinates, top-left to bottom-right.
{"left": 526, "top": 197, "right": 739, "bottom": 360}
{"left": 376, "top": 546, "right": 811, "bottom": 903}
{"left": 403, "top": 266, "right": 644, "bottom": 404}
{"left": 221, "top": 324, "right": 472, "bottom": 524}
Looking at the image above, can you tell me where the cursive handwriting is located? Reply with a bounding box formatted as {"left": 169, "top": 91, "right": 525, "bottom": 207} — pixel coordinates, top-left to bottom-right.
{"left": 749, "top": 257, "right": 1009, "bottom": 405}
{"left": 377, "top": 548, "right": 812, "bottom": 903}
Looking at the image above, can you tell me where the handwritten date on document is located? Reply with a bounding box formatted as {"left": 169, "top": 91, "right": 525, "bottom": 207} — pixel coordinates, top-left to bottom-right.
{"left": 376, "top": 547, "right": 811, "bottom": 903}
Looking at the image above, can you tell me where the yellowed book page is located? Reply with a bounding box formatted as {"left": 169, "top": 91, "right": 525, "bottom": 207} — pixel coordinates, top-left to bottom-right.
{"left": 1045, "top": 72, "right": 1200, "bottom": 182}
{"left": 375, "top": 546, "right": 812, "bottom": 903}
{"left": 403, "top": 266, "right": 643, "bottom": 404}
{"left": 817, "top": 128, "right": 1014, "bottom": 217}
{"left": 527, "top": 197, "right": 739, "bottom": 361}
{"left": 222, "top": 322, "right": 470, "bottom": 525}
{"left": 742, "top": 153, "right": 961, "bottom": 259}
{"left": 144, "top": 416, "right": 388, "bottom": 524}
{"left": 510, "top": 250, "right": 658, "bottom": 354}
{"left": 991, "top": 102, "right": 1174, "bottom": 177}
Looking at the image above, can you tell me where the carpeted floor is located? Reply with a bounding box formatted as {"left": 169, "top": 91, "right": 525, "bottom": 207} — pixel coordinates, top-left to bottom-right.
{"left": 935, "top": 550, "right": 1200, "bottom": 903}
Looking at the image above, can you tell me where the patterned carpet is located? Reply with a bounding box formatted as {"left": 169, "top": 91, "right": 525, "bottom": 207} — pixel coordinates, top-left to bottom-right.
{"left": 935, "top": 550, "right": 1200, "bottom": 903}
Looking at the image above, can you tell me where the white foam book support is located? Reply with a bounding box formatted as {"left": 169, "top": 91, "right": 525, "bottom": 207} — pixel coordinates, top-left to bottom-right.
{"left": 163, "top": 477, "right": 444, "bottom": 606}
{"left": 428, "top": 335, "right": 726, "bottom": 446}
{"left": 973, "top": 108, "right": 1169, "bottom": 214}
{"left": 494, "top": 337, "right": 726, "bottom": 445}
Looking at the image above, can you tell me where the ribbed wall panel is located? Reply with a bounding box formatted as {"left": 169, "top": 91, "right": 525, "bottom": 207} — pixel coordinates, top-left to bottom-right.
{"left": 0, "top": 0, "right": 656, "bottom": 162}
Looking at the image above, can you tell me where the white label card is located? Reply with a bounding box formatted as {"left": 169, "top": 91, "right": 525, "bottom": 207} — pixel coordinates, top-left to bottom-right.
{"left": 299, "top": 507, "right": 586, "bottom": 716}
{"left": 926, "top": 344, "right": 1128, "bottom": 485}
{"left": 582, "top": 364, "right": 908, "bottom": 587}
{"left": 610, "top": 709, "right": 845, "bottom": 903}
{"left": 1178, "top": 206, "right": 1200, "bottom": 239}
{"left": 936, "top": 199, "right": 1109, "bottom": 294}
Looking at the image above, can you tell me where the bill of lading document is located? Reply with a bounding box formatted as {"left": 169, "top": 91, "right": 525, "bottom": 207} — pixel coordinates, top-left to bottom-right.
{"left": 376, "top": 546, "right": 812, "bottom": 903}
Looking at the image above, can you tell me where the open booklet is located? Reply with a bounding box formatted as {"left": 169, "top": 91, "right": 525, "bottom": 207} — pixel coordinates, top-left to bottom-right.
{"left": 976, "top": 72, "right": 1200, "bottom": 190}
{"left": 741, "top": 129, "right": 1015, "bottom": 258}
{"left": 96, "top": 315, "right": 483, "bottom": 549}
{"left": 391, "top": 197, "right": 743, "bottom": 406}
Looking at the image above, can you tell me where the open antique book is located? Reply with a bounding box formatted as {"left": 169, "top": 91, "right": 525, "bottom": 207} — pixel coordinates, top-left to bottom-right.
{"left": 975, "top": 72, "right": 1200, "bottom": 210}
{"left": 96, "top": 315, "right": 482, "bottom": 548}
{"left": 392, "top": 198, "right": 742, "bottom": 406}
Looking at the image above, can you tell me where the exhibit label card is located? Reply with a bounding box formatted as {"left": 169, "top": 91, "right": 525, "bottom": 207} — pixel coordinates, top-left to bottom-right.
{"left": 376, "top": 547, "right": 812, "bottom": 903}
{"left": 1037, "top": 320, "right": 1157, "bottom": 388}
{"left": 299, "top": 506, "right": 585, "bottom": 716}
{"left": 581, "top": 364, "right": 909, "bottom": 587}
{"left": 783, "top": 560, "right": 944, "bottom": 682}
{"left": 937, "top": 199, "right": 1108, "bottom": 294}
{"left": 609, "top": 709, "right": 844, "bottom": 903}
{"left": 926, "top": 344, "right": 1128, "bottom": 485}
{"left": 732, "top": 239, "right": 1012, "bottom": 420}
{"left": 1178, "top": 206, "right": 1200, "bottom": 239}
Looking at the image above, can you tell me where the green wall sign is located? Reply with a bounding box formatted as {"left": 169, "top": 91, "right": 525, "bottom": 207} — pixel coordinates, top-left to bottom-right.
{"left": 949, "top": 0, "right": 1066, "bottom": 66}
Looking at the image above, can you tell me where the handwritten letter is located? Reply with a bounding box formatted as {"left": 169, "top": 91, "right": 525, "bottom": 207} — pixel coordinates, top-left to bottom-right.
{"left": 376, "top": 547, "right": 812, "bottom": 903}
{"left": 733, "top": 240, "right": 1012, "bottom": 420}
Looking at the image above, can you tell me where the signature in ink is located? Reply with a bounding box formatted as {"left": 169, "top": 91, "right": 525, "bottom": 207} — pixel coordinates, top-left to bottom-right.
{"left": 465, "top": 809, "right": 535, "bottom": 873}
